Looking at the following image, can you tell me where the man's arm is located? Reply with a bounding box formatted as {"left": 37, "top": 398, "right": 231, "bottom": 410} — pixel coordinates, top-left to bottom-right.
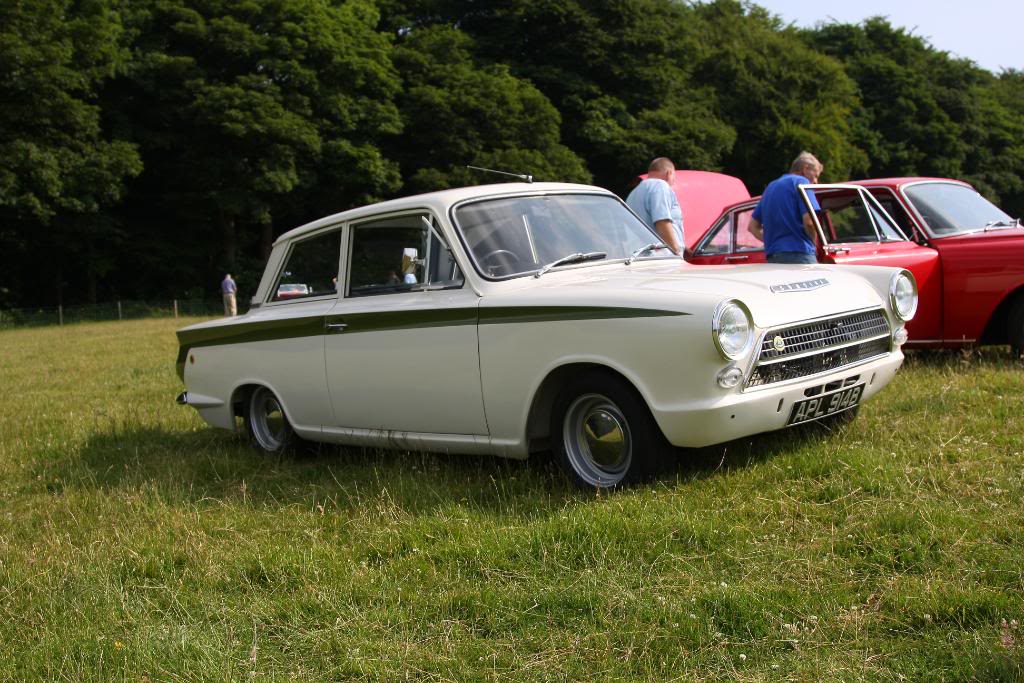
{"left": 748, "top": 217, "right": 763, "bottom": 242}
{"left": 802, "top": 212, "right": 817, "bottom": 241}
{"left": 654, "top": 219, "right": 684, "bottom": 255}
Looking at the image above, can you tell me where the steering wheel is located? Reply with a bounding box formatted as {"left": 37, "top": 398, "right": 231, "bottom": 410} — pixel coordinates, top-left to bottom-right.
{"left": 480, "top": 249, "right": 521, "bottom": 275}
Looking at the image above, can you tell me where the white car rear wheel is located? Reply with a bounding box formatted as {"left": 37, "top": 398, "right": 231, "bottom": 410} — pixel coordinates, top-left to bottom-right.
{"left": 244, "top": 387, "right": 295, "bottom": 454}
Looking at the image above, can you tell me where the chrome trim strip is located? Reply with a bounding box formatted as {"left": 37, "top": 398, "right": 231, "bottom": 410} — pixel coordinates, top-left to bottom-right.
{"left": 745, "top": 353, "right": 889, "bottom": 393}
{"left": 741, "top": 306, "right": 891, "bottom": 392}
{"left": 756, "top": 306, "right": 884, "bottom": 336}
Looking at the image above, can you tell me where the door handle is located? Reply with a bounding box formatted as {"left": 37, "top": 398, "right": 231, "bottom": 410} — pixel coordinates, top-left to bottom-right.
{"left": 725, "top": 255, "right": 749, "bottom": 262}
{"left": 325, "top": 321, "right": 348, "bottom": 331}
{"left": 825, "top": 246, "right": 850, "bottom": 255}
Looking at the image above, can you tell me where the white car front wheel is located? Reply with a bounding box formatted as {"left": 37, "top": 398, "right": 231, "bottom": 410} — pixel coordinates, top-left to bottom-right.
{"left": 551, "top": 371, "right": 673, "bottom": 489}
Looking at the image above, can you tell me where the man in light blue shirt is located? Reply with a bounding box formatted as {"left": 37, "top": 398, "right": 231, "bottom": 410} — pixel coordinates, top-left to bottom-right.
{"left": 626, "top": 157, "right": 685, "bottom": 256}
{"left": 221, "top": 273, "right": 238, "bottom": 316}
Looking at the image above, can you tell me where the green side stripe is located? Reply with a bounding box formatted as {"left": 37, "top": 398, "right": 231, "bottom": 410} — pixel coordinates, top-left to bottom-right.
{"left": 175, "top": 305, "right": 686, "bottom": 382}
{"left": 479, "top": 305, "right": 687, "bottom": 325}
{"left": 340, "top": 308, "right": 479, "bottom": 333}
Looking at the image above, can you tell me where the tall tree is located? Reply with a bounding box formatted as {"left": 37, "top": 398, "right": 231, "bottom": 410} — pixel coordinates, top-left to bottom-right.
{"left": 689, "top": 0, "right": 868, "bottom": 191}
{"left": 807, "top": 18, "right": 1024, "bottom": 214}
{"left": 380, "top": 0, "right": 736, "bottom": 195}
{"left": 387, "top": 24, "right": 589, "bottom": 192}
{"left": 807, "top": 18, "right": 971, "bottom": 179}
{"left": 106, "top": 0, "right": 403, "bottom": 297}
{"left": 0, "top": 0, "right": 141, "bottom": 306}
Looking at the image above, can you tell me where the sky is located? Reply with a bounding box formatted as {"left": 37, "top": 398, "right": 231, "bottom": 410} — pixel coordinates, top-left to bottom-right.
{"left": 755, "top": 0, "right": 1022, "bottom": 74}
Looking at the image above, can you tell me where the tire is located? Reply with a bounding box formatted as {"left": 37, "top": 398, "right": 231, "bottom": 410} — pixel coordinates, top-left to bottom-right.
{"left": 1009, "top": 297, "right": 1024, "bottom": 358}
{"left": 550, "top": 371, "right": 673, "bottom": 489}
{"left": 243, "top": 386, "right": 296, "bottom": 455}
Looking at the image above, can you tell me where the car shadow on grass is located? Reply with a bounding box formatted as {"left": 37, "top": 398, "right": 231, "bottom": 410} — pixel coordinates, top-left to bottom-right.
{"left": 43, "top": 425, "right": 578, "bottom": 515}
{"left": 38, "top": 413, "right": 853, "bottom": 515}
{"left": 674, "top": 416, "right": 847, "bottom": 481}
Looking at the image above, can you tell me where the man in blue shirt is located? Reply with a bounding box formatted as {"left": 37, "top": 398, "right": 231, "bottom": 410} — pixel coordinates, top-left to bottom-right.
{"left": 749, "top": 152, "right": 822, "bottom": 264}
{"left": 626, "top": 157, "right": 685, "bottom": 257}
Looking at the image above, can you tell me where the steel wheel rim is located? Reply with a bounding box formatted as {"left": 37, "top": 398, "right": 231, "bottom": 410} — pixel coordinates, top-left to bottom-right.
{"left": 250, "top": 388, "right": 286, "bottom": 451}
{"left": 563, "top": 393, "right": 632, "bottom": 487}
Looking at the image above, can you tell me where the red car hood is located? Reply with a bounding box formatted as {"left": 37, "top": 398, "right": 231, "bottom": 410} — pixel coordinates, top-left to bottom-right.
{"left": 634, "top": 170, "right": 750, "bottom": 249}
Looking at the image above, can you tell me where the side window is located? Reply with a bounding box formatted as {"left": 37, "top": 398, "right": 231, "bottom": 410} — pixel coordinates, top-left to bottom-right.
{"left": 348, "top": 213, "right": 462, "bottom": 297}
{"left": 271, "top": 230, "right": 341, "bottom": 302}
{"left": 870, "top": 189, "right": 917, "bottom": 238}
{"left": 428, "top": 225, "right": 463, "bottom": 285}
{"left": 820, "top": 193, "right": 879, "bottom": 243}
{"left": 868, "top": 203, "right": 905, "bottom": 241}
{"left": 697, "top": 216, "right": 732, "bottom": 255}
{"left": 734, "top": 210, "right": 763, "bottom": 252}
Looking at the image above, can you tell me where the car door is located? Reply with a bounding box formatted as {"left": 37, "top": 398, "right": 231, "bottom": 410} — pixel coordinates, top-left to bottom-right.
{"left": 688, "top": 203, "right": 768, "bottom": 265}
{"left": 323, "top": 210, "right": 487, "bottom": 435}
{"left": 798, "top": 184, "right": 943, "bottom": 341}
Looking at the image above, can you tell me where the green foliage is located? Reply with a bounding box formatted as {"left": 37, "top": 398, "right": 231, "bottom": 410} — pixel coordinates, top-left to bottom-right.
{"left": 690, "top": 1, "right": 868, "bottom": 189}
{"left": 806, "top": 17, "right": 1024, "bottom": 215}
{"left": 0, "top": 0, "right": 142, "bottom": 306}
{"left": 807, "top": 18, "right": 973, "bottom": 178}
{"left": 388, "top": 25, "right": 590, "bottom": 191}
{"left": 0, "top": 0, "right": 141, "bottom": 222}
{"left": 4, "top": 0, "right": 1024, "bottom": 307}
{"left": 383, "top": 0, "right": 736, "bottom": 192}
{"left": 113, "top": 0, "right": 403, "bottom": 244}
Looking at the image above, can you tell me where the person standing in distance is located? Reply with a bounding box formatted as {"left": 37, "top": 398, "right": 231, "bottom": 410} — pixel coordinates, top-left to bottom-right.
{"left": 626, "top": 157, "right": 685, "bottom": 257}
{"left": 748, "top": 152, "right": 823, "bottom": 264}
{"left": 221, "top": 273, "right": 238, "bottom": 317}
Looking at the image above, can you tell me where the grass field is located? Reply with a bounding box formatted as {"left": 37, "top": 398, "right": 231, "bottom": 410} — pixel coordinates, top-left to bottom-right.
{"left": 1, "top": 318, "right": 1022, "bottom": 681}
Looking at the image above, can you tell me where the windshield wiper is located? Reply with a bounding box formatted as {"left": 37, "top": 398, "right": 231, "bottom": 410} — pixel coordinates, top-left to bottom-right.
{"left": 625, "top": 242, "right": 668, "bottom": 265}
{"left": 534, "top": 251, "right": 606, "bottom": 278}
{"left": 983, "top": 219, "right": 1019, "bottom": 231}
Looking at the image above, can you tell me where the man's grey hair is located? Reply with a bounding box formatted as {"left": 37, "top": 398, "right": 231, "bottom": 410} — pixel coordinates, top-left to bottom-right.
{"left": 648, "top": 157, "right": 675, "bottom": 173}
{"left": 790, "top": 151, "right": 822, "bottom": 173}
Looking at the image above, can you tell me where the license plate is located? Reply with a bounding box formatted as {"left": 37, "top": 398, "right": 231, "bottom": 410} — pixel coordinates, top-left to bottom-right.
{"left": 788, "top": 384, "right": 863, "bottom": 425}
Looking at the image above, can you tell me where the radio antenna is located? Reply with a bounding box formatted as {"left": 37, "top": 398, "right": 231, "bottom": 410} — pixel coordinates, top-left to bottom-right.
{"left": 466, "top": 165, "right": 533, "bottom": 184}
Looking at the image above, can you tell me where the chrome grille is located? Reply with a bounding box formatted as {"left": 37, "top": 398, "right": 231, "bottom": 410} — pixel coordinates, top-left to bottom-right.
{"left": 746, "top": 309, "right": 890, "bottom": 389}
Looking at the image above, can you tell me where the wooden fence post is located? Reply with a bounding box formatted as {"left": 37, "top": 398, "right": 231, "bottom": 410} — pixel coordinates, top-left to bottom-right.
{"left": 117, "top": 301, "right": 122, "bottom": 320}
{"left": 59, "top": 305, "right": 63, "bottom": 326}
{"left": 174, "top": 299, "right": 179, "bottom": 318}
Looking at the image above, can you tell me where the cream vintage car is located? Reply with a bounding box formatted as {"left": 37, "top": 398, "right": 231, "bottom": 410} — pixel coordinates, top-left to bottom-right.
{"left": 176, "top": 182, "right": 917, "bottom": 488}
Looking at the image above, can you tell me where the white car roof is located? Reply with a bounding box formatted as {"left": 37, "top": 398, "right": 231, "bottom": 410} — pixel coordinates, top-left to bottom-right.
{"left": 274, "top": 182, "right": 613, "bottom": 245}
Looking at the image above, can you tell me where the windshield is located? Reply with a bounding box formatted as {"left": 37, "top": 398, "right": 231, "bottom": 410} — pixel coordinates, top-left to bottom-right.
{"left": 904, "top": 183, "right": 1014, "bottom": 236}
{"left": 452, "top": 193, "right": 666, "bottom": 278}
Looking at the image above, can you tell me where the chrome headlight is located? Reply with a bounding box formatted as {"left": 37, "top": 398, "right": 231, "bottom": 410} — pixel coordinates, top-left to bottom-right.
{"left": 889, "top": 270, "right": 918, "bottom": 321}
{"left": 713, "top": 300, "right": 754, "bottom": 360}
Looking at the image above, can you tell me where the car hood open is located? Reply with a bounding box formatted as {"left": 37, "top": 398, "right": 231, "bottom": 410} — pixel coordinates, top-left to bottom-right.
{"left": 632, "top": 170, "right": 751, "bottom": 249}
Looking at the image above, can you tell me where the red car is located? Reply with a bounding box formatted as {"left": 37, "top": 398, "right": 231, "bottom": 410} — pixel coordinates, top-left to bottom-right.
{"left": 674, "top": 172, "right": 1024, "bottom": 351}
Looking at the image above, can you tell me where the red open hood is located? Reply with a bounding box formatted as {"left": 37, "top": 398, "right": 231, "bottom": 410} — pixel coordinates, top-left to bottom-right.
{"left": 635, "top": 170, "right": 750, "bottom": 249}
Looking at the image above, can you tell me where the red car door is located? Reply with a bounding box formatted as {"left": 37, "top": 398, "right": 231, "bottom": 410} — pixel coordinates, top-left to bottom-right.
{"left": 800, "top": 185, "right": 943, "bottom": 343}
{"left": 689, "top": 203, "right": 768, "bottom": 266}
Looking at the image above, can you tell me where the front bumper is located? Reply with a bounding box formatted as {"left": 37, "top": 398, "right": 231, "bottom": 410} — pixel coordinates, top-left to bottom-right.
{"left": 653, "top": 351, "right": 903, "bottom": 448}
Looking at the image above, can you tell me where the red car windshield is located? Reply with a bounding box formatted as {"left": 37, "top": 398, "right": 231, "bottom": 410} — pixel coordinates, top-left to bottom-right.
{"left": 904, "top": 182, "right": 1016, "bottom": 236}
